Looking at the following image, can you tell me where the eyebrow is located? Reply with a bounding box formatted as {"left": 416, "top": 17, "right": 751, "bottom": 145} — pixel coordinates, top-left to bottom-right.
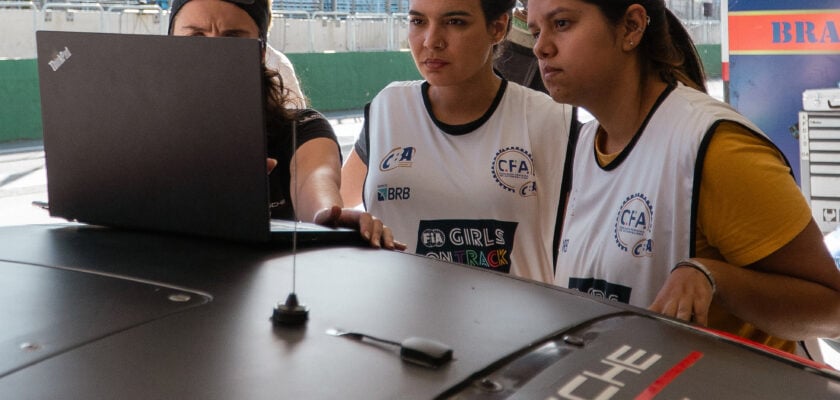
{"left": 178, "top": 25, "right": 254, "bottom": 36}
{"left": 527, "top": 7, "right": 577, "bottom": 30}
{"left": 408, "top": 9, "right": 474, "bottom": 18}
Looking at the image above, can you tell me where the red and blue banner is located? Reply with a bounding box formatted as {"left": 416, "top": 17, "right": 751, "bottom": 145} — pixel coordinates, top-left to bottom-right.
{"left": 730, "top": 11, "right": 840, "bottom": 55}
{"left": 727, "top": 1, "right": 840, "bottom": 183}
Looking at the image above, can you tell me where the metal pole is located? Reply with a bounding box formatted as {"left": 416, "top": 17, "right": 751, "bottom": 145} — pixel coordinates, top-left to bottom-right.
{"left": 720, "top": 0, "right": 729, "bottom": 103}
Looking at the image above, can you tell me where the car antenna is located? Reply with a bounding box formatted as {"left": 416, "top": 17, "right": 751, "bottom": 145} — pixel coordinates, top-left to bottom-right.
{"left": 271, "top": 114, "right": 309, "bottom": 326}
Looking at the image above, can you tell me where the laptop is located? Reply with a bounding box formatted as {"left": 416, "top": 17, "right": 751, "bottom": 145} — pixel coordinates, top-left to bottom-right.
{"left": 36, "top": 31, "right": 362, "bottom": 245}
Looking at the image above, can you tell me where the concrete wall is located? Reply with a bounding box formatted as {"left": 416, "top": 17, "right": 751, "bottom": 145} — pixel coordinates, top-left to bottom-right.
{"left": 0, "top": 8, "right": 168, "bottom": 59}
{"left": 0, "top": 51, "right": 420, "bottom": 143}
{"left": 0, "top": 8, "right": 720, "bottom": 143}
{"left": 0, "top": 9, "right": 409, "bottom": 58}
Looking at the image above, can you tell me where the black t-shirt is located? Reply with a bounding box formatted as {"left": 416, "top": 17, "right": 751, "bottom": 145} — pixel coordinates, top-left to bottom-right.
{"left": 267, "top": 109, "right": 340, "bottom": 220}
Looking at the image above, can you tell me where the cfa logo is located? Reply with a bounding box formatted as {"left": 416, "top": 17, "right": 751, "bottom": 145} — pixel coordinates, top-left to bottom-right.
{"left": 491, "top": 146, "right": 536, "bottom": 197}
{"left": 376, "top": 185, "right": 411, "bottom": 201}
{"left": 379, "top": 146, "right": 416, "bottom": 171}
{"left": 587, "top": 288, "right": 621, "bottom": 302}
{"left": 614, "top": 193, "right": 654, "bottom": 257}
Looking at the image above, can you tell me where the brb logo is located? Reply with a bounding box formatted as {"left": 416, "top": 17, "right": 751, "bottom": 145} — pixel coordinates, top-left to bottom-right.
{"left": 379, "top": 146, "right": 416, "bottom": 171}
{"left": 491, "top": 146, "right": 536, "bottom": 197}
{"left": 376, "top": 184, "right": 411, "bottom": 201}
{"left": 614, "top": 193, "right": 654, "bottom": 257}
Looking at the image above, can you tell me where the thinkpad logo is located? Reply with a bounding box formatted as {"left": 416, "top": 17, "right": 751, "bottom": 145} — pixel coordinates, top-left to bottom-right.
{"left": 48, "top": 46, "right": 72, "bottom": 71}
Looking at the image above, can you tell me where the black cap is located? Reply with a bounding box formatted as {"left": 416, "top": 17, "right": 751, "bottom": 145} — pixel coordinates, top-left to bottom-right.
{"left": 168, "top": 0, "right": 271, "bottom": 40}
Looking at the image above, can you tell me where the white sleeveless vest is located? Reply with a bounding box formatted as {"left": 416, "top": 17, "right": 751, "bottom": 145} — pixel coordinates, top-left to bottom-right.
{"left": 364, "top": 80, "right": 572, "bottom": 283}
{"left": 556, "top": 84, "right": 764, "bottom": 306}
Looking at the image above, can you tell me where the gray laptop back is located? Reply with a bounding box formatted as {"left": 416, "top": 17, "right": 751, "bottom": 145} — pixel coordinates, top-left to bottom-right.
{"left": 37, "top": 31, "right": 272, "bottom": 242}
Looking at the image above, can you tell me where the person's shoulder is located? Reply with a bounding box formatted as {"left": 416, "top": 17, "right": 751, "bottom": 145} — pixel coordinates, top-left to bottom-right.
{"left": 294, "top": 108, "right": 326, "bottom": 121}
{"left": 506, "top": 81, "right": 560, "bottom": 105}
{"left": 668, "top": 83, "right": 730, "bottom": 112}
{"left": 386, "top": 80, "right": 424, "bottom": 87}
{"left": 293, "top": 109, "right": 337, "bottom": 141}
{"left": 265, "top": 44, "right": 293, "bottom": 66}
{"left": 505, "top": 81, "right": 572, "bottom": 118}
{"left": 294, "top": 108, "right": 332, "bottom": 129}
{"left": 379, "top": 80, "right": 424, "bottom": 93}
{"left": 371, "top": 80, "right": 424, "bottom": 103}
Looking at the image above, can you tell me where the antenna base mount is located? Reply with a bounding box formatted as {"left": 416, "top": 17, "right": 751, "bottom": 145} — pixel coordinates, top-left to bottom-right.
{"left": 271, "top": 292, "right": 309, "bottom": 326}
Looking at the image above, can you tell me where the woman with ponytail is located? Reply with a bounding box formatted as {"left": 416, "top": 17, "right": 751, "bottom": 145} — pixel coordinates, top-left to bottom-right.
{"left": 528, "top": 0, "right": 840, "bottom": 352}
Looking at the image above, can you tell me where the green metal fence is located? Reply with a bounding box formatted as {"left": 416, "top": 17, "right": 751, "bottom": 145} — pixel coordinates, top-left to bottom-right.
{"left": 0, "top": 59, "right": 40, "bottom": 143}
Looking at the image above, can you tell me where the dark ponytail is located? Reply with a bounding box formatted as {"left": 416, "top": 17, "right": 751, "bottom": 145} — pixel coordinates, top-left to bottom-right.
{"left": 480, "top": 0, "right": 517, "bottom": 36}
{"left": 585, "top": 0, "right": 707, "bottom": 93}
{"left": 480, "top": 0, "right": 517, "bottom": 27}
{"left": 479, "top": 0, "right": 518, "bottom": 57}
{"left": 659, "top": 8, "right": 706, "bottom": 92}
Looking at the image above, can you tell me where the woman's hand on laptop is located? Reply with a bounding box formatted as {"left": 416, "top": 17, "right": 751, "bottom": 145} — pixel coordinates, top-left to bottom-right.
{"left": 314, "top": 206, "right": 406, "bottom": 251}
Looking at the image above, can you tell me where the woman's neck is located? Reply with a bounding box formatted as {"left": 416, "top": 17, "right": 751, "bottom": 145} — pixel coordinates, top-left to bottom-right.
{"left": 589, "top": 75, "right": 668, "bottom": 154}
{"left": 427, "top": 68, "right": 502, "bottom": 126}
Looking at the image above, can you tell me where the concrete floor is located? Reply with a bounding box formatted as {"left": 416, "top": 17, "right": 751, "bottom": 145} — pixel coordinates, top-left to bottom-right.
{"left": 0, "top": 111, "right": 365, "bottom": 227}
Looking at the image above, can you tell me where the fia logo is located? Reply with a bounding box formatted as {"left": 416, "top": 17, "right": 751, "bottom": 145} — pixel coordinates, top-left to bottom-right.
{"left": 379, "top": 146, "right": 416, "bottom": 171}
{"left": 491, "top": 146, "right": 536, "bottom": 197}
{"left": 614, "top": 193, "right": 654, "bottom": 257}
{"left": 420, "top": 228, "right": 446, "bottom": 248}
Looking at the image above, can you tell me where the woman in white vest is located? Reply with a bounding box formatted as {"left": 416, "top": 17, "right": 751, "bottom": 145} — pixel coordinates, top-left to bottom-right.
{"left": 528, "top": 0, "right": 840, "bottom": 352}
{"left": 341, "top": 0, "right": 576, "bottom": 283}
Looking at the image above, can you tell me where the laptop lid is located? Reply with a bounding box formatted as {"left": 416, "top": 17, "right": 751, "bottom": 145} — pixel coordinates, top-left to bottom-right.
{"left": 37, "top": 31, "right": 273, "bottom": 242}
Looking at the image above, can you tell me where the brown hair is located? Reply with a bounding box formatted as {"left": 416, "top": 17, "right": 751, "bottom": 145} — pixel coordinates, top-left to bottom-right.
{"left": 477, "top": 0, "right": 517, "bottom": 56}
{"left": 262, "top": 65, "right": 296, "bottom": 131}
{"left": 480, "top": 0, "right": 517, "bottom": 27}
{"left": 584, "top": 0, "right": 707, "bottom": 92}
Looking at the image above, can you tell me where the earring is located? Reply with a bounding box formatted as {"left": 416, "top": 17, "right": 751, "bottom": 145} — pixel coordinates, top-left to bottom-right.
{"left": 629, "top": 40, "right": 635, "bottom": 46}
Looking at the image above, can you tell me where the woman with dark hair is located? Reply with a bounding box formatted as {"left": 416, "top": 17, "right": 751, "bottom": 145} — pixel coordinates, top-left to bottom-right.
{"left": 341, "top": 0, "right": 575, "bottom": 283}
{"left": 528, "top": 0, "right": 840, "bottom": 351}
{"left": 169, "top": 0, "right": 402, "bottom": 249}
